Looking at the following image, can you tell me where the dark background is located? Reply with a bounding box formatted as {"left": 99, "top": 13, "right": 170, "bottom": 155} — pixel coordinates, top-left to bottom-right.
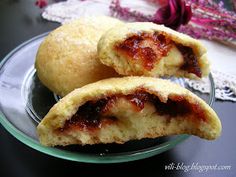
{"left": 0, "top": 1, "right": 235, "bottom": 177}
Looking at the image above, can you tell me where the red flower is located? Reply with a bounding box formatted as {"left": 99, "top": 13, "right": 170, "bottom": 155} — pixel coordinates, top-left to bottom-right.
{"left": 147, "top": 0, "right": 168, "bottom": 6}
{"left": 152, "top": 0, "right": 192, "bottom": 30}
{"left": 35, "top": 0, "right": 48, "bottom": 8}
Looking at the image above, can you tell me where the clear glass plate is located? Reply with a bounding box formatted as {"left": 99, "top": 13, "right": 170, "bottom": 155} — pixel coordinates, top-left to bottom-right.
{"left": 0, "top": 33, "right": 215, "bottom": 163}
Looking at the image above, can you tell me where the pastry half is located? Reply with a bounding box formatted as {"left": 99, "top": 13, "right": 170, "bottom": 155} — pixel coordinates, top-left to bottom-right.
{"left": 98, "top": 22, "right": 210, "bottom": 79}
{"left": 35, "top": 16, "right": 123, "bottom": 97}
{"left": 37, "top": 77, "right": 221, "bottom": 146}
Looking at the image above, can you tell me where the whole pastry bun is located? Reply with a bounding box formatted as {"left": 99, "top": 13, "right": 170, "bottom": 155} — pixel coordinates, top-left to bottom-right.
{"left": 35, "top": 16, "right": 123, "bottom": 97}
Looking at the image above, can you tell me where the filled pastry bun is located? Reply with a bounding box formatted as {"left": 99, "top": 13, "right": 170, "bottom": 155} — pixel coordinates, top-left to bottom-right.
{"left": 98, "top": 22, "right": 210, "bottom": 79}
{"left": 37, "top": 77, "right": 221, "bottom": 146}
{"left": 35, "top": 16, "right": 123, "bottom": 97}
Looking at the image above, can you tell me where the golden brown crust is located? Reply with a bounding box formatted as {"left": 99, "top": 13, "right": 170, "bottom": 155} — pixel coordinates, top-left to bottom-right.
{"left": 37, "top": 76, "right": 221, "bottom": 146}
{"left": 98, "top": 22, "right": 210, "bottom": 79}
{"left": 35, "top": 16, "right": 123, "bottom": 97}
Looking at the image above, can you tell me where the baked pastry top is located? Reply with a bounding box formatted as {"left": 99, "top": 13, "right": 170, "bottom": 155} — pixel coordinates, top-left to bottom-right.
{"left": 37, "top": 77, "right": 221, "bottom": 146}
{"left": 35, "top": 16, "right": 123, "bottom": 97}
{"left": 98, "top": 22, "right": 210, "bottom": 79}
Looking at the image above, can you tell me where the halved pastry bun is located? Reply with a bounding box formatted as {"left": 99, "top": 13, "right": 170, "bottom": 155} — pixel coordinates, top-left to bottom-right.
{"left": 37, "top": 77, "right": 221, "bottom": 146}
{"left": 98, "top": 22, "right": 210, "bottom": 79}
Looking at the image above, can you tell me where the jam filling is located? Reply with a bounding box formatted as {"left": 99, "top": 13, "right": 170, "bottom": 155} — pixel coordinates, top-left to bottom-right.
{"left": 115, "top": 33, "right": 173, "bottom": 70}
{"left": 115, "top": 32, "right": 202, "bottom": 77}
{"left": 58, "top": 98, "right": 118, "bottom": 132}
{"left": 176, "top": 44, "right": 202, "bottom": 77}
{"left": 59, "top": 90, "right": 206, "bottom": 132}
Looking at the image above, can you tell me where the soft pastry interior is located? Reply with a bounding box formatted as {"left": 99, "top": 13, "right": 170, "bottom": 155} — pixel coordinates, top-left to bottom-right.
{"left": 98, "top": 22, "right": 210, "bottom": 79}
{"left": 37, "top": 77, "right": 221, "bottom": 146}
{"left": 57, "top": 91, "right": 214, "bottom": 143}
{"left": 115, "top": 32, "right": 201, "bottom": 77}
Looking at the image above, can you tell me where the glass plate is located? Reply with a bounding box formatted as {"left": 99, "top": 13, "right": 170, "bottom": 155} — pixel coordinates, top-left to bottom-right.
{"left": 0, "top": 33, "right": 215, "bottom": 163}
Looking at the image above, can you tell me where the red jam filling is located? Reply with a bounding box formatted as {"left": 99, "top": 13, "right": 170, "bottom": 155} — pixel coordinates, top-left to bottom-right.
{"left": 58, "top": 98, "right": 118, "bottom": 132}
{"left": 126, "top": 92, "right": 150, "bottom": 111}
{"left": 176, "top": 44, "right": 202, "bottom": 77}
{"left": 115, "top": 33, "right": 202, "bottom": 77}
{"left": 58, "top": 91, "right": 206, "bottom": 132}
{"left": 115, "top": 33, "right": 173, "bottom": 70}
